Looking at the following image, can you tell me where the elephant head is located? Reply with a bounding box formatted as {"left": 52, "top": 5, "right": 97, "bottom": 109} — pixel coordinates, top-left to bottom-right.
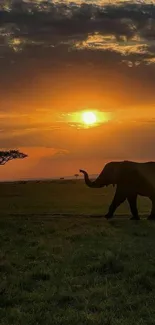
{"left": 79, "top": 161, "right": 123, "bottom": 188}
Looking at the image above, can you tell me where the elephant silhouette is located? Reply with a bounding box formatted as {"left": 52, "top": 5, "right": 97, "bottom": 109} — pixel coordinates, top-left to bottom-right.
{"left": 80, "top": 161, "right": 155, "bottom": 220}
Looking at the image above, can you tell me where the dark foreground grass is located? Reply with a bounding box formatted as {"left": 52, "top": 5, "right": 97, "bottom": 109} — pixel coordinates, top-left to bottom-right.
{"left": 0, "top": 180, "right": 155, "bottom": 324}
{"left": 1, "top": 217, "right": 155, "bottom": 325}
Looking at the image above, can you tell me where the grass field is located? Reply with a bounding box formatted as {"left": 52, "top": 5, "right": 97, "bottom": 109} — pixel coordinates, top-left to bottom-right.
{"left": 0, "top": 180, "right": 155, "bottom": 324}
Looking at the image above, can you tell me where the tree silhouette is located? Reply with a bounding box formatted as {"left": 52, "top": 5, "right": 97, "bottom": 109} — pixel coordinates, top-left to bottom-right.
{"left": 74, "top": 173, "right": 79, "bottom": 180}
{"left": 0, "top": 150, "right": 27, "bottom": 165}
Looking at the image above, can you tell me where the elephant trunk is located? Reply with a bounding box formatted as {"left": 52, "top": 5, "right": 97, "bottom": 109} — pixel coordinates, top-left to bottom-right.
{"left": 79, "top": 169, "right": 104, "bottom": 188}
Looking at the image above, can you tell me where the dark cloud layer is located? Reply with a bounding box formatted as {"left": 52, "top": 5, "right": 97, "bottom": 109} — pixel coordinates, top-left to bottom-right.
{"left": 0, "top": 1, "right": 155, "bottom": 61}
{"left": 0, "top": 1, "right": 155, "bottom": 109}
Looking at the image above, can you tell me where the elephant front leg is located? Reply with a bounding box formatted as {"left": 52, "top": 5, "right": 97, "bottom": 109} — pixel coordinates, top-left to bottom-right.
{"left": 127, "top": 195, "right": 140, "bottom": 220}
{"left": 147, "top": 199, "right": 155, "bottom": 220}
{"left": 105, "top": 189, "right": 126, "bottom": 219}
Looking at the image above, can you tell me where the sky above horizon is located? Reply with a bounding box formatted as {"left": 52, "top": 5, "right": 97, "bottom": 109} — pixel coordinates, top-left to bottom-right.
{"left": 1, "top": 0, "right": 155, "bottom": 180}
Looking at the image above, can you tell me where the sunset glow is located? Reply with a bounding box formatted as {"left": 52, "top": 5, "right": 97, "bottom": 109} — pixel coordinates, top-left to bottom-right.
{"left": 82, "top": 111, "right": 97, "bottom": 125}
{"left": 0, "top": 0, "right": 155, "bottom": 180}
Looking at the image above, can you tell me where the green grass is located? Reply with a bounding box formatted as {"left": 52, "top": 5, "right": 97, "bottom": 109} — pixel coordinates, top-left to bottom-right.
{"left": 0, "top": 180, "right": 155, "bottom": 324}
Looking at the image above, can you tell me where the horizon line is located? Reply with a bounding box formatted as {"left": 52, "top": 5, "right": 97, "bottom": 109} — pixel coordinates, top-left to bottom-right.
{"left": 0, "top": 174, "right": 97, "bottom": 183}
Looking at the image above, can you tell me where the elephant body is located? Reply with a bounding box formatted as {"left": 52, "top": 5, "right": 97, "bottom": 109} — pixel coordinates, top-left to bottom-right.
{"left": 80, "top": 161, "right": 155, "bottom": 220}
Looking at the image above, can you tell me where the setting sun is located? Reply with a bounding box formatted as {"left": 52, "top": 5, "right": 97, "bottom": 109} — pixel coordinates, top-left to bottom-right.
{"left": 68, "top": 110, "right": 111, "bottom": 129}
{"left": 82, "top": 111, "right": 97, "bottom": 125}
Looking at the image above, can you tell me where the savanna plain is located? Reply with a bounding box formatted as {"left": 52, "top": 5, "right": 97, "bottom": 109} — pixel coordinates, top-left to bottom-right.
{"left": 0, "top": 180, "right": 155, "bottom": 325}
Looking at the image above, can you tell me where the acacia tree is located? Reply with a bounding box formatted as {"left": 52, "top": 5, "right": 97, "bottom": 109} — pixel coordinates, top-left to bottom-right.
{"left": 0, "top": 150, "right": 28, "bottom": 165}
{"left": 74, "top": 173, "right": 79, "bottom": 180}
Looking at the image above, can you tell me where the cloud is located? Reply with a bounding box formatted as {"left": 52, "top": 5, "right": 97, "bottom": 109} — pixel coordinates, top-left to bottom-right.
{"left": 0, "top": 1, "right": 155, "bottom": 60}
{"left": 74, "top": 33, "right": 148, "bottom": 57}
{"left": 19, "top": 146, "right": 69, "bottom": 159}
{"left": 1, "top": 0, "right": 155, "bottom": 101}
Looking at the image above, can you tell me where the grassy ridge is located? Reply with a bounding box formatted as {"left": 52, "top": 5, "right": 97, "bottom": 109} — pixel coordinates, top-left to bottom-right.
{"left": 0, "top": 181, "right": 154, "bottom": 324}
{"left": 0, "top": 180, "right": 151, "bottom": 217}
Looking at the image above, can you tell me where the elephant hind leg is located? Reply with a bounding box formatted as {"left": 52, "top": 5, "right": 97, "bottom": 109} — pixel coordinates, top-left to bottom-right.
{"left": 127, "top": 195, "right": 140, "bottom": 220}
{"left": 147, "top": 215, "right": 155, "bottom": 220}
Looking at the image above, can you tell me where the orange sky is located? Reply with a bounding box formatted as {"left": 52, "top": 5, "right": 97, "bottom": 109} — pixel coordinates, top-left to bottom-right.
{"left": 1, "top": 0, "right": 155, "bottom": 180}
